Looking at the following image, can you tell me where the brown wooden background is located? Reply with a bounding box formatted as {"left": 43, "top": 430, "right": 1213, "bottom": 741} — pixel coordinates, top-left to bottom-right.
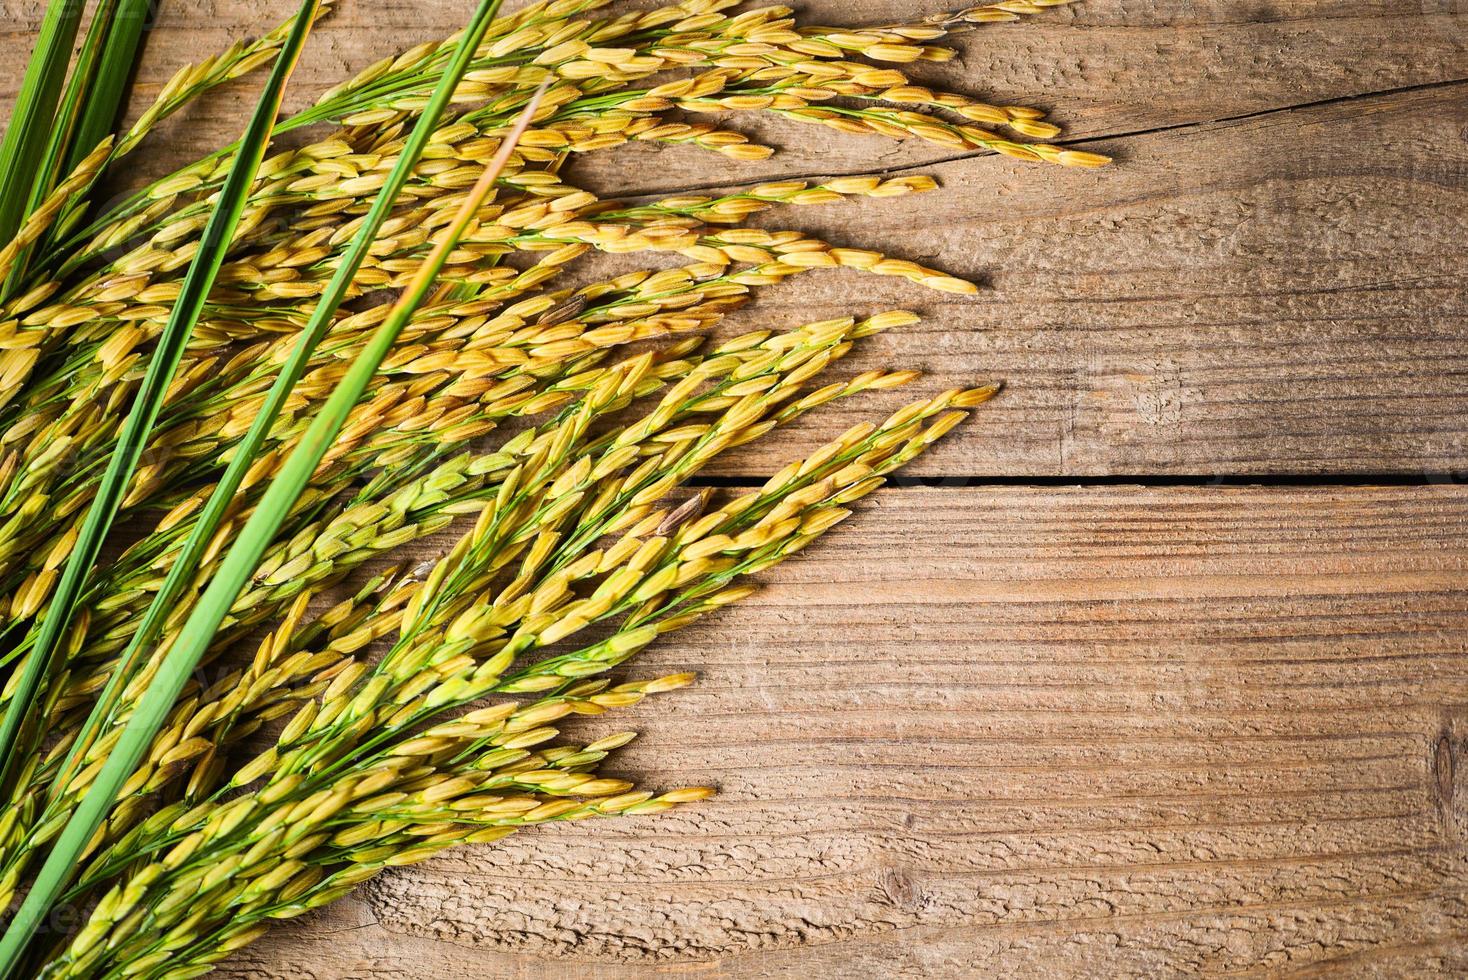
{"left": 6, "top": 0, "right": 1468, "bottom": 975}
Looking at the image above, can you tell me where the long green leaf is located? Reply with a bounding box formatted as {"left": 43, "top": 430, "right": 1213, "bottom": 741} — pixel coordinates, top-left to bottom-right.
{"left": 23, "top": 0, "right": 120, "bottom": 221}
{"left": 0, "top": 3, "right": 321, "bottom": 967}
{"left": 4, "top": 0, "right": 153, "bottom": 297}
{"left": 0, "top": 70, "right": 547, "bottom": 980}
{"left": 49, "top": 0, "right": 509, "bottom": 811}
{"left": 64, "top": 0, "right": 155, "bottom": 173}
{"left": 0, "top": 0, "right": 86, "bottom": 244}
{"left": 12, "top": 0, "right": 154, "bottom": 286}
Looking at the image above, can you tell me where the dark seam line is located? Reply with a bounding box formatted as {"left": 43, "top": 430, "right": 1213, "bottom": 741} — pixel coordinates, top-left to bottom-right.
{"left": 1064, "top": 76, "right": 1468, "bottom": 147}
{"left": 688, "top": 473, "right": 1468, "bottom": 489}
{"left": 613, "top": 77, "right": 1468, "bottom": 199}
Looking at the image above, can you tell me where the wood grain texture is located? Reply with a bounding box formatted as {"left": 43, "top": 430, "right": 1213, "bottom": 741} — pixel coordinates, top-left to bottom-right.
{"left": 622, "top": 80, "right": 1468, "bottom": 477}
{"left": 2, "top": 2, "right": 1467, "bottom": 976}
{"left": 214, "top": 487, "right": 1468, "bottom": 978}
{"left": 2, "top": 0, "right": 1466, "bottom": 475}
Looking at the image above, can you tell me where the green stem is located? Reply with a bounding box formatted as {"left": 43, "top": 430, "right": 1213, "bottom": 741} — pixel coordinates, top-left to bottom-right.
{"left": 65, "top": 0, "right": 155, "bottom": 173}
{"left": 0, "top": 0, "right": 85, "bottom": 244}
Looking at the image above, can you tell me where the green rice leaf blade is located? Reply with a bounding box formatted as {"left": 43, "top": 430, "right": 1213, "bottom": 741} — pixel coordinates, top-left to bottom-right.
{"left": 23, "top": 0, "right": 120, "bottom": 217}
{"left": 4, "top": 0, "right": 147, "bottom": 296}
{"left": 0, "top": 0, "right": 87, "bottom": 244}
{"left": 65, "top": 0, "right": 155, "bottom": 173}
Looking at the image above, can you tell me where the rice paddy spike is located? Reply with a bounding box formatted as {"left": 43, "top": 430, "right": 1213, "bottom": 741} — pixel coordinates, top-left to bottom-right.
{"left": 0, "top": 0, "right": 1092, "bottom": 971}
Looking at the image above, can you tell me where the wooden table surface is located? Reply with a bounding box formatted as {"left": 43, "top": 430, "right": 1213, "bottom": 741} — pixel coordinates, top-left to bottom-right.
{"left": 6, "top": 0, "right": 1468, "bottom": 976}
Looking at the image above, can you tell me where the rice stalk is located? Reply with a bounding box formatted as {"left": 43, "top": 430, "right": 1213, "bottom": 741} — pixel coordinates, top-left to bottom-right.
{"left": 0, "top": 1, "right": 1103, "bottom": 972}
{"left": 0, "top": 2, "right": 324, "bottom": 968}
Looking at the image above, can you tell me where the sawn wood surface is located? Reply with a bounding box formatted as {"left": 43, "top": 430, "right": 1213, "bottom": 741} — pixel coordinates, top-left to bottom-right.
{"left": 3, "top": 0, "right": 1467, "bottom": 976}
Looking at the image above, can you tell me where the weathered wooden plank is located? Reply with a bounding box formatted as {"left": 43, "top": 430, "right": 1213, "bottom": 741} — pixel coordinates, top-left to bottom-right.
{"left": 1, "top": 2, "right": 1465, "bottom": 477}
{"left": 640, "top": 81, "right": 1468, "bottom": 478}
{"left": 216, "top": 486, "right": 1468, "bottom": 978}
{"left": 2, "top": 4, "right": 1465, "bottom": 976}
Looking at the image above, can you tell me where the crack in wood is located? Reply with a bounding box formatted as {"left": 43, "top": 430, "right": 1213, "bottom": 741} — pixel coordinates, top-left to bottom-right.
{"left": 611, "top": 77, "right": 1468, "bottom": 201}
